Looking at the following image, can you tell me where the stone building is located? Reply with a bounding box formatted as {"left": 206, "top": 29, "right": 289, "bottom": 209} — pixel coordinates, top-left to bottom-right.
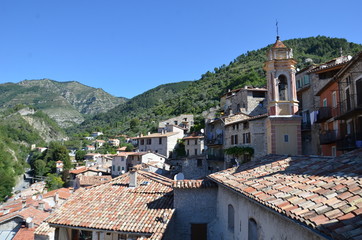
{"left": 158, "top": 114, "right": 194, "bottom": 133}
{"left": 183, "top": 135, "right": 204, "bottom": 157}
{"left": 111, "top": 152, "right": 167, "bottom": 177}
{"left": 136, "top": 125, "right": 184, "bottom": 158}
{"left": 172, "top": 148, "right": 362, "bottom": 240}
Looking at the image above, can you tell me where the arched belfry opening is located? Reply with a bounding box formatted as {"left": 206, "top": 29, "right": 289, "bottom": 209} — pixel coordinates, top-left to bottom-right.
{"left": 278, "top": 74, "right": 288, "bottom": 100}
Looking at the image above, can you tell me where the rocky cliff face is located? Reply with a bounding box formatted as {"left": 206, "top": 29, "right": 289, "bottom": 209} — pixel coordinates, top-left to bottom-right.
{"left": 0, "top": 79, "right": 127, "bottom": 127}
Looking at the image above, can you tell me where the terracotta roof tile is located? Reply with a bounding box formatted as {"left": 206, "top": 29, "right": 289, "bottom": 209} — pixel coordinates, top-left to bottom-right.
{"left": 208, "top": 149, "right": 362, "bottom": 240}
{"left": 13, "top": 227, "right": 35, "bottom": 240}
{"left": 172, "top": 179, "right": 217, "bottom": 189}
{"left": 46, "top": 170, "right": 174, "bottom": 238}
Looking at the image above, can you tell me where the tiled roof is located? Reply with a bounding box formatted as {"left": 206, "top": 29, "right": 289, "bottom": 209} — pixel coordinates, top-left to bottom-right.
{"left": 224, "top": 113, "right": 268, "bottom": 126}
{"left": 46, "top": 170, "right": 174, "bottom": 239}
{"left": 208, "top": 149, "right": 362, "bottom": 240}
{"left": 78, "top": 175, "right": 112, "bottom": 186}
{"left": 34, "top": 222, "right": 55, "bottom": 236}
{"left": 70, "top": 167, "right": 106, "bottom": 174}
{"left": 0, "top": 206, "right": 49, "bottom": 226}
{"left": 183, "top": 135, "right": 204, "bottom": 140}
{"left": 172, "top": 179, "right": 217, "bottom": 189}
{"left": 136, "top": 132, "right": 179, "bottom": 139}
{"left": 42, "top": 188, "right": 72, "bottom": 200}
{"left": 272, "top": 39, "right": 287, "bottom": 48}
{"left": 12, "top": 227, "right": 35, "bottom": 240}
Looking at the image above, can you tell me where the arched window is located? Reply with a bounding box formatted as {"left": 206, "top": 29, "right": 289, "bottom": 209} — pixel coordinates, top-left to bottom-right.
{"left": 228, "top": 204, "right": 235, "bottom": 232}
{"left": 278, "top": 74, "right": 288, "bottom": 100}
{"left": 248, "top": 218, "right": 258, "bottom": 240}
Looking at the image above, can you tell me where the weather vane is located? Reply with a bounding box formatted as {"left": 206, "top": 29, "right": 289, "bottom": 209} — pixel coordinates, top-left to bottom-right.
{"left": 276, "top": 20, "right": 279, "bottom": 40}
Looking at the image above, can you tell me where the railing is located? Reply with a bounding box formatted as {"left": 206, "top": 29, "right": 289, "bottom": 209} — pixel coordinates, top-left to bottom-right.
{"left": 206, "top": 135, "right": 223, "bottom": 145}
{"left": 319, "top": 130, "right": 337, "bottom": 145}
{"left": 339, "top": 94, "right": 362, "bottom": 117}
{"left": 316, "top": 107, "right": 332, "bottom": 123}
{"left": 336, "top": 132, "right": 362, "bottom": 151}
{"left": 205, "top": 149, "right": 224, "bottom": 161}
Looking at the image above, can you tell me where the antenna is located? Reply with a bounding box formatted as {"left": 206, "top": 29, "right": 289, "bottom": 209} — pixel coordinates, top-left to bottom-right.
{"left": 276, "top": 20, "right": 279, "bottom": 40}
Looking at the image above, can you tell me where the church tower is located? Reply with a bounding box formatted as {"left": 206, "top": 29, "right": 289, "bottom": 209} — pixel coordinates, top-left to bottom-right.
{"left": 264, "top": 37, "right": 301, "bottom": 155}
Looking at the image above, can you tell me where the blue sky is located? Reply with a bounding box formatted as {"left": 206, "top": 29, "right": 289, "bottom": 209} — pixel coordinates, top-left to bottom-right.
{"left": 1, "top": 0, "right": 361, "bottom": 99}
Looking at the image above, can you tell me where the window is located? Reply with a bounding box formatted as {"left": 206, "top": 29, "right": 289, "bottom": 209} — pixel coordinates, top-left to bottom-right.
{"left": 284, "top": 135, "right": 289, "bottom": 142}
{"left": 187, "top": 149, "right": 189, "bottom": 156}
{"left": 278, "top": 74, "right": 288, "bottom": 100}
{"left": 187, "top": 140, "right": 190, "bottom": 145}
{"left": 174, "top": 120, "right": 178, "bottom": 125}
{"left": 146, "top": 139, "right": 151, "bottom": 145}
{"left": 252, "top": 91, "right": 265, "bottom": 98}
{"left": 122, "top": 167, "right": 124, "bottom": 170}
{"left": 243, "top": 122, "right": 249, "bottom": 130}
{"left": 243, "top": 133, "right": 251, "bottom": 144}
{"left": 112, "top": 165, "right": 115, "bottom": 171}
{"left": 304, "top": 75, "right": 310, "bottom": 85}
{"left": 159, "top": 137, "right": 162, "bottom": 144}
{"left": 228, "top": 204, "right": 235, "bottom": 231}
{"left": 195, "top": 139, "right": 198, "bottom": 145}
{"left": 332, "top": 91, "right": 337, "bottom": 108}
{"left": 117, "top": 166, "right": 120, "bottom": 171}
{"left": 234, "top": 135, "right": 238, "bottom": 144}
{"left": 248, "top": 218, "right": 258, "bottom": 240}
{"left": 140, "top": 139, "right": 144, "bottom": 145}
{"left": 357, "top": 79, "right": 362, "bottom": 106}
{"left": 231, "top": 135, "right": 234, "bottom": 145}
{"left": 195, "top": 149, "right": 198, "bottom": 156}
{"left": 332, "top": 146, "right": 336, "bottom": 157}
{"left": 197, "top": 159, "right": 202, "bottom": 167}
{"left": 323, "top": 98, "right": 327, "bottom": 107}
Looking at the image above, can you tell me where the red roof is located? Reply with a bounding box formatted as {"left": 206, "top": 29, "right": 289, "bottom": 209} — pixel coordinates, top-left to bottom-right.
{"left": 13, "top": 227, "right": 35, "bottom": 240}
{"left": 0, "top": 206, "right": 49, "bottom": 226}
{"left": 209, "top": 149, "right": 362, "bottom": 239}
{"left": 46, "top": 170, "right": 174, "bottom": 239}
{"left": 173, "top": 179, "right": 217, "bottom": 189}
{"left": 272, "top": 39, "right": 287, "bottom": 48}
{"left": 42, "top": 188, "right": 72, "bottom": 200}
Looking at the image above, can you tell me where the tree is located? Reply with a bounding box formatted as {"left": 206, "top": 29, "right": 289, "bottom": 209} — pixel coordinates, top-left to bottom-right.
{"left": 46, "top": 173, "right": 64, "bottom": 191}
{"left": 34, "top": 159, "right": 48, "bottom": 176}
{"left": 75, "top": 150, "right": 87, "bottom": 162}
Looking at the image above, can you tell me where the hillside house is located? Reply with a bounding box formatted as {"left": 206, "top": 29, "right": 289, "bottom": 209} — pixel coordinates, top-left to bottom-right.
{"left": 223, "top": 114, "right": 267, "bottom": 166}
{"left": 136, "top": 125, "right": 184, "bottom": 158}
{"left": 55, "top": 161, "right": 63, "bottom": 174}
{"left": 112, "top": 152, "right": 167, "bottom": 177}
{"left": 85, "top": 145, "right": 95, "bottom": 151}
{"left": 108, "top": 138, "right": 120, "bottom": 147}
{"left": 94, "top": 139, "right": 105, "bottom": 148}
{"left": 183, "top": 135, "right": 204, "bottom": 157}
{"left": 333, "top": 51, "right": 362, "bottom": 153}
{"left": 158, "top": 114, "right": 194, "bottom": 133}
{"left": 90, "top": 132, "right": 103, "bottom": 138}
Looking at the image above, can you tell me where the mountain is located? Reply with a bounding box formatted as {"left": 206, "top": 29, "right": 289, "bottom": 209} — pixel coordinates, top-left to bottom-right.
{"left": 0, "top": 106, "right": 67, "bottom": 201}
{"left": 75, "top": 36, "right": 362, "bottom": 135}
{"left": 72, "top": 81, "right": 193, "bottom": 135}
{"left": 0, "top": 79, "right": 127, "bottom": 128}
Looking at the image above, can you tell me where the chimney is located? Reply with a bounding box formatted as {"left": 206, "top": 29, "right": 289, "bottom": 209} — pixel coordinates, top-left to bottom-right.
{"left": 129, "top": 168, "right": 137, "bottom": 188}
{"left": 54, "top": 192, "right": 59, "bottom": 204}
{"left": 38, "top": 201, "right": 44, "bottom": 211}
{"left": 22, "top": 199, "right": 27, "bottom": 208}
{"left": 148, "top": 132, "right": 150, "bottom": 135}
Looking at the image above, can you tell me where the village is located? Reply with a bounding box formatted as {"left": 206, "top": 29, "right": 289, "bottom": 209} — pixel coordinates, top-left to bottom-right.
{"left": 1, "top": 37, "right": 362, "bottom": 240}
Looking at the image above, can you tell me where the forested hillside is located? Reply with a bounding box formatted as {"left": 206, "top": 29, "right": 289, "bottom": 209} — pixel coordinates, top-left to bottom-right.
{"left": 0, "top": 106, "right": 66, "bottom": 201}
{"left": 75, "top": 36, "right": 362, "bottom": 136}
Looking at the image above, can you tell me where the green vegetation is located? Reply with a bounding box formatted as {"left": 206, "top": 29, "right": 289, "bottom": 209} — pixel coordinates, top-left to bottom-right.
{"left": 224, "top": 146, "right": 254, "bottom": 158}
{"left": 74, "top": 36, "right": 362, "bottom": 136}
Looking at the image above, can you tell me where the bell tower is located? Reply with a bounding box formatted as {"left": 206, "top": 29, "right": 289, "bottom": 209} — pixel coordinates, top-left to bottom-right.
{"left": 264, "top": 37, "right": 301, "bottom": 155}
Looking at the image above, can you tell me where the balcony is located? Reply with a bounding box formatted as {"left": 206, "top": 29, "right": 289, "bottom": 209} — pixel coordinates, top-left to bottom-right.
{"left": 319, "top": 130, "right": 337, "bottom": 145}
{"left": 338, "top": 94, "right": 362, "bottom": 119}
{"left": 206, "top": 135, "right": 223, "bottom": 145}
{"left": 315, "top": 107, "right": 332, "bottom": 123}
{"left": 205, "top": 149, "right": 224, "bottom": 161}
{"left": 336, "top": 132, "right": 362, "bottom": 151}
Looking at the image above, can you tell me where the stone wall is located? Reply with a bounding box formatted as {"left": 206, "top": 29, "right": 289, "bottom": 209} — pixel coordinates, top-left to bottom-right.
{"left": 172, "top": 187, "right": 217, "bottom": 240}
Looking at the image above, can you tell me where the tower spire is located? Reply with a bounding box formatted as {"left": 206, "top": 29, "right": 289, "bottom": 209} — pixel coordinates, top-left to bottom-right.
{"left": 276, "top": 20, "right": 279, "bottom": 40}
